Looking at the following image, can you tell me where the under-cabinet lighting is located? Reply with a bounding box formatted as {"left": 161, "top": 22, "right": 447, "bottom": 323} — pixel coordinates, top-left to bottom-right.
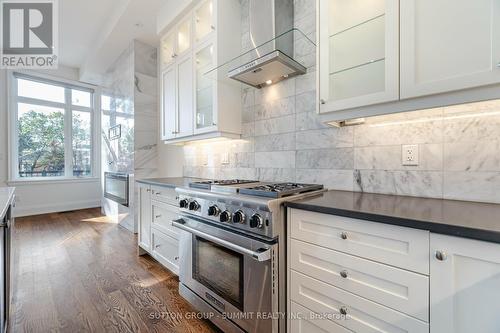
{"left": 265, "top": 79, "right": 273, "bottom": 85}
{"left": 370, "top": 110, "right": 500, "bottom": 127}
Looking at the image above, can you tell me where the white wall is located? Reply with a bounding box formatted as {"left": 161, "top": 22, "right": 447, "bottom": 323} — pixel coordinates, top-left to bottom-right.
{"left": 0, "top": 65, "right": 101, "bottom": 217}
{"left": 156, "top": 0, "right": 192, "bottom": 35}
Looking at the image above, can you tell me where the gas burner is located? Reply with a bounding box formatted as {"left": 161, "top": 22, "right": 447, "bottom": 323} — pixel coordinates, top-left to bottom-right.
{"left": 239, "top": 183, "right": 324, "bottom": 198}
{"left": 189, "top": 179, "right": 258, "bottom": 190}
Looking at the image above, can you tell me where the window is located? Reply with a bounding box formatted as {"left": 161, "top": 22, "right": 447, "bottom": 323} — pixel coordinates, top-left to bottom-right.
{"left": 11, "top": 74, "right": 96, "bottom": 179}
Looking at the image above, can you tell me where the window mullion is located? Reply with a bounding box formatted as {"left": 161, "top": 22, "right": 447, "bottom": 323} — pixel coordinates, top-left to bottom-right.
{"left": 64, "top": 88, "right": 72, "bottom": 177}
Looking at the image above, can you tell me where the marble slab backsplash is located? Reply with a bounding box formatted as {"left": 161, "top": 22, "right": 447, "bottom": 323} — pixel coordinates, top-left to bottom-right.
{"left": 181, "top": 0, "right": 500, "bottom": 204}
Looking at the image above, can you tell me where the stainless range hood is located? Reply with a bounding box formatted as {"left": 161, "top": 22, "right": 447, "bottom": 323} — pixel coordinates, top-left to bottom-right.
{"left": 227, "top": 0, "right": 307, "bottom": 89}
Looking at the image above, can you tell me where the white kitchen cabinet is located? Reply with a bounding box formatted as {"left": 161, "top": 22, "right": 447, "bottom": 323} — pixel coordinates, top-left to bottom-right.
{"left": 159, "top": 0, "right": 241, "bottom": 144}
{"left": 194, "top": 0, "right": 215, "bottom": 44}
{"left": 176, "top": 53, "right": 194, "bottom": 138}
{"left": 160, "top": 32, "right": 175, "bottom": 69}
{"left": 430, "top": 234, "right": 500, "bottom": 333}
{"left": 318, "top": 0, "right": 399, "bottom": 113}
{"left": 194, "top": 40, "right": 217, "bottom": 134}
{"left": 401, "top": 0, "right": 500, "bottom": 99}
{"left": 289, "top": 208, "right": 430, "bottom": 274}
{"left": 160, "top": 54, "right": 194, "bottom": 140}
{"left": 138, "top": 183, "right": 152, "bottom": 251}
{"left": 160, "top": 65, "right": 176, "bottom": 140}
{"left": 152, "top": 229, "right": 179, "bottom": 275}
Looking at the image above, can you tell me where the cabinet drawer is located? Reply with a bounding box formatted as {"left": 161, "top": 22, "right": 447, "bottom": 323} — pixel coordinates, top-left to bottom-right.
{"left": 289, "top": 302, "right": 353, "bottom": 333}
{"left": 151, "top": 186, "right": 178, "bottom": 206}
{"left": 290, "top": 209, "right": 430, "bottom": 274}
{"left": 290, "top": 239, "right": 429, "bottom": 322}
{"left": 152, "top": 202, "right": 180, "bottom": 239}
{"left": 290, "top": 271, "right": 428, "bottom": 333}
{"left": 152, "top": 229, "right": 179, "bottom": 275}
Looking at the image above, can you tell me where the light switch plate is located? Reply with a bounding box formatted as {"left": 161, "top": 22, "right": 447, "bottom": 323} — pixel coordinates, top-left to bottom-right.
{"left": 402, "top": 144, "right": 419, "bottom": 166}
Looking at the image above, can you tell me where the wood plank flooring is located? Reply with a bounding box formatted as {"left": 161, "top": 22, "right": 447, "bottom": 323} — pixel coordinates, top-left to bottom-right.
{"left": 10, "top": 208, "right": 219, "bottom": 333}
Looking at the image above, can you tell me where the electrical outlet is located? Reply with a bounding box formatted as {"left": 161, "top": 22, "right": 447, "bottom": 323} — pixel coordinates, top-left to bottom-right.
{"left": 402, "top": 144, "right": 419, "bottom": 166}
{"left": 221, "top": 152, "right": 230, "bottom": 165}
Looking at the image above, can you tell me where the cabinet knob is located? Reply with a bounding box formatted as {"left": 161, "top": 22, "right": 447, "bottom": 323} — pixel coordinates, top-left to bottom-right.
{"left": 435, "top": 250, "right": 447, "bottom": 261}
{"left": 171, "top": 131, "right": 176, "bottom": 135}
{"left": 155, "top": 214, "right": 162, "bottom": 219}
{"left": 146, "top": 189, "right": 151, "bottom": 192}
{"left": 339, "top": 306, "right": 348, "bottom": 316}
{"left": 320, "top": 99, "right": 326, "bottom": 105}
{"left": 340, "top": 270, "right": 348, "bottom": 279}
{"left": 211, "top": 25, "right": 215, "bottom": 30}
{"left": 175, "top": 256, "right": 179, "bottom": 261}
{"left": 212, "top": 122, "right": 217, "bottom": 126}
{"left": 340, "top": 232, "right": 348, "bottom": 240}
{"left": 155, "top": 244, "right": 161, "bottom": 249}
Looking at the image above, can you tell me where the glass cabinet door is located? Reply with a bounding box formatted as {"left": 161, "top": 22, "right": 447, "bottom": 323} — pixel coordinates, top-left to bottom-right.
{"left": 177, "top": 17, "right": 192, "bottom": 55}
{"left": 319, "top": 0, "right": 399, "bottom": 113}
{"left": 195, "top": 43, "right": 215, "bottom": 131}
{"left": 194, "top": 0, "right": 214, "bottom": 42}
{"left": 161, "top": 33, "right": 175, "bottom": 69}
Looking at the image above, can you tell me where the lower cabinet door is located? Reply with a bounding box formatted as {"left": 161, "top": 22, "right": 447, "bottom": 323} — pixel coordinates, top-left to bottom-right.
{"left": 430, "top": 233, "right": 500, "bottom": 333}
{"left": 152, "top": 229, "right": 179, "bottom": 275}
{"left": 289, "top": 302, "right": 353, "bottom": 333}
{"left": 290, "top": 271, "right": 428, "bottom": 333}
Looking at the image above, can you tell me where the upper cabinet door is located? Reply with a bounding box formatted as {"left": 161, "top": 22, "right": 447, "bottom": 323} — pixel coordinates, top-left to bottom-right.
{"left": 194, "top": 0, "right": 215, "bottom": 44}
{"left": 176, "top": 16, "right": 192, "bottom": 56}
{"left": 401, "top": 0, "right": 500, "bottom": 99}
{"left": 430, "top": 234, "right": 500, "bottom": 333}
{"left": 160, "top": 33, "right": 176, "bottom": 69}
{"left": 194, "top": 41, "right": 217, "bottom": 134}
{"left": 161, "top": 66, "right": 177, "bottom": 140}
{"left": 176, "top": 54, "right": 194, "bottom": 138}
{"left": 318, "top": 0, "right": 399, "bottom": 113}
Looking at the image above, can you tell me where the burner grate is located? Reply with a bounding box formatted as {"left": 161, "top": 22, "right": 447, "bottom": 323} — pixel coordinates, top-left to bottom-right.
{"left": 239, "top": 183, "right": 324, "bottom": 198}
{"left": 189, "top": 179, "right": 258, "bottom": 190}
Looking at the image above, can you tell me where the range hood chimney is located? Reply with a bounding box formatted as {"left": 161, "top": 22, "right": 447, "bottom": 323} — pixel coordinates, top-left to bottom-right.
{"left": 228, "top": 0, "right": 306, "bottom": 89}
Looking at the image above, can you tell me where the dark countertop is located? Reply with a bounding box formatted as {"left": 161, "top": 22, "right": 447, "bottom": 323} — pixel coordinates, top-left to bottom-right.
{"left": 136, "top": 177, "right": 204, "bottom": 189}
{"left": 285, "top": 190, "right": 500, "bottom": 244}
{"left": 0, "top": 187, "right": 15, "bottom": 219}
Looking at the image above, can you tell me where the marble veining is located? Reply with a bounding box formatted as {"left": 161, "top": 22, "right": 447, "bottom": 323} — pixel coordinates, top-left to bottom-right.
{"left": 180, "top": 0, "right": 500, "bottom": 204}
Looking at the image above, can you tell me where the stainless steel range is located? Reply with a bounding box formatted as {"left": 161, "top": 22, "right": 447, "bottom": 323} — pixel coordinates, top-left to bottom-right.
{"left": 172, "top": 180, "right": 325, "bottom": 333}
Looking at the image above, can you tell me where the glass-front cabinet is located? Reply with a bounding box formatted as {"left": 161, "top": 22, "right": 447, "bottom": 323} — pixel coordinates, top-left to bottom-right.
{"left": 195, "top": 42, "right": 216, "bottom": 133}
{"left": 177, "top": 16, "right": 192, "bottom": 56}
{"left": 194, "top": 0, "right": 214, "bottom": 43}
{"left": 160, "top": 33, "right": 175, "bottom": 69}
{"left": 318, "top": 0, "right": 399, "bottom": 113}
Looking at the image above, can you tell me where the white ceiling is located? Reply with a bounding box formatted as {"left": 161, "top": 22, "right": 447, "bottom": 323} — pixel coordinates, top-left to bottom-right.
{"left": 58, "top": 0, "right": 166, "bottom": 83}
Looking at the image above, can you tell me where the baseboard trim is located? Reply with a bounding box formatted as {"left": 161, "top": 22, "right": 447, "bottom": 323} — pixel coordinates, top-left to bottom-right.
{"left": 14, "top": 200, "right": 101, "bottom": 217}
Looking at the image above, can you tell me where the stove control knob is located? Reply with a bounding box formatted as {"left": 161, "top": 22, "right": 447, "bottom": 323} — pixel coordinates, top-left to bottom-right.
{"left": 250, "top": 214, "right": 264, "bottom": 229}
{"left": 179, "top": 199, "right": 189, "bottom": 209}
{"left": 208, "top": 205, "right": 220, "bottom": 216}
{"left": 233, "top": 210, "right": 246, "bottom": 224}
{"left": 220, "top": 210, "right": 232, "bottom": 223}
{"left": 188, "top": 200, "right": 200, "bottom": 211}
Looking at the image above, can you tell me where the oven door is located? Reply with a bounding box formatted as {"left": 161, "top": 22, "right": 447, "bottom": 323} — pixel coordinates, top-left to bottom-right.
{"left": 104, "top": 172, "right": 129, "bottom": 206}
{"left": 173, "top": 215, "right": 277, "bottom": 333}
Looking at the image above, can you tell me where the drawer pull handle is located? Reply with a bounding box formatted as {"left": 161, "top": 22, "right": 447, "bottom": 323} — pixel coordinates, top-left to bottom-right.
{"left": 155, "top": 244, "right": 161, "bottom": 249}
{"left": 146, "top": 189, "right": 151, "bottom": 192}
{"left": 340, "top": 232, "right": 348, "bottom": 240}
{"left": 339, "top": 306, "right": 348, "bottom": 316}
{"left": 155, "top": 215, "right": 162, "bottom": 219}
{"left": 436, "top": 250, "right": 447, "bottom": 261}
{"left": 340, "top": 270, "right": 348, "bottom": 279}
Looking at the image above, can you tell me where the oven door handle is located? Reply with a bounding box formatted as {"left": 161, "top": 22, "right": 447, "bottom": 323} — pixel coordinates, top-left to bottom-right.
{"left": 172, "top": 219, "right": 272, "bottom": 262}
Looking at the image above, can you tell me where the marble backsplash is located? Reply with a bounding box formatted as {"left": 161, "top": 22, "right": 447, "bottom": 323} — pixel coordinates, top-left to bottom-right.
{"left": 182, "top": 0, "right": 500, "bottom": 204}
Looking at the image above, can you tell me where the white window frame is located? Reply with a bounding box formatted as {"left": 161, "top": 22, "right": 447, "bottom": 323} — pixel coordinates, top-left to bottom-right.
{"left": 7, "top": 71, "right": 101, "bottom": 183}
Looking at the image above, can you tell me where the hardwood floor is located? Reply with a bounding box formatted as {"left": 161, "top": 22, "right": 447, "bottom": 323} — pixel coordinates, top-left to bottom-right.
{"left": 10, "top": 208, "right": 219, "bottom": 333}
